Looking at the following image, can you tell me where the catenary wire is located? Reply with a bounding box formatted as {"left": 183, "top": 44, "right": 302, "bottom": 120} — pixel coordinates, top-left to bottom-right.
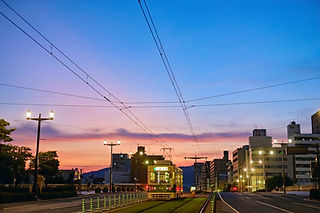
{"left": 0, "top": 8, "right": 169, "bottom": 148}
{"left": 2, "top": 97, "right": 319, "bottom": 108}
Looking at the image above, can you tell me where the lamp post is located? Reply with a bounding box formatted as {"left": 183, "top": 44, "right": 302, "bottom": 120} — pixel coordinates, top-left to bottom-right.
{"left": 25, "top": 109, "right": 54, "bottom": 195}
{"left": 274, "top": 139, "right": 290, "bottom": 194}
{"left": 104, "top": 139, "right": 120, "bottom": 193}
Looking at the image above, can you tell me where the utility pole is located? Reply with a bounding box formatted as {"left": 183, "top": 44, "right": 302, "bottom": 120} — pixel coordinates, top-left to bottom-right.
{"left": 104, "top": 139, "right": 120, "bottom": 193}
{"left": 26, "top": 110, "right": 54, "bottom": 196}
{"left": 185, "top": 156, "right": 208, "bottom": 190}
{"left": 274, "top": 140, "right": 289, "bottom": 194}
{"left": 160, "top": 147, "right": 174, "bottom": 161}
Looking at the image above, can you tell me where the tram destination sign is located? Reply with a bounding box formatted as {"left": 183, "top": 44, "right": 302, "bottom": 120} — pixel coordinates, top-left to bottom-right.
{"left": 153, "top": 167, "right": 168, "bottom": 171}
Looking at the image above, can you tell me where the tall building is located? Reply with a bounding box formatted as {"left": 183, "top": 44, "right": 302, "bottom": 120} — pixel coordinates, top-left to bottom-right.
{"left": 248, "top": 129, "right": 286, "bottom": 191}
{"left": 232, "top": 145, "right": 249, "bottom": 191}
{"left": 210, "top": 151, "right": 230, "bottom": 191}
{"left": 200, "top": 161, "right": 211, "bottom": 192}
{"left": 312, "top": 110, "right": 320, "bottom": 134}
{"left": 194, "top": 163, "right": 203, "bottom": 191}
{"left": 130, "top": 146, "right": 164, "bottom": 184}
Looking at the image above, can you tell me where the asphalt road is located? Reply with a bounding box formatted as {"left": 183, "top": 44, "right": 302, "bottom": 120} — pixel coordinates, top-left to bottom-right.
{"left": 219, "top": 192, "right": 320, "bottom": 213}
{"left": 0, "top": 192, "right": 139, "bottom": 213}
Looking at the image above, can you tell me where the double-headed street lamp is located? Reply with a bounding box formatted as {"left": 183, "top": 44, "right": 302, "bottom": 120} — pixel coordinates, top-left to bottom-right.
{"left": 103, "top": 139, "right": 120, "bottom": 193}
{"left": 25, "top": 109, "right": 54, "bottom": 195}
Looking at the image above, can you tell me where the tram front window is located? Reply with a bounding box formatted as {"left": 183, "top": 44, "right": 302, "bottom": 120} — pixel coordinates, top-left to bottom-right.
{"left": 150, "top": 171, "right": 171, "bottom": 183}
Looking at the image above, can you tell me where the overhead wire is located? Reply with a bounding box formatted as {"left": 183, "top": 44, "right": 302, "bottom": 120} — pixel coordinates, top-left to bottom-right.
{"left": 1, "top": 97, "right": 320, "bottom": 108}
{"left": 138, "top": 0, "right": 201, "bottom": 157}
{"left": 1, "top": 75, "right": 319, "bottom": 105}
{"left": 0, "top": 1, "right": 170, "bottom": 148}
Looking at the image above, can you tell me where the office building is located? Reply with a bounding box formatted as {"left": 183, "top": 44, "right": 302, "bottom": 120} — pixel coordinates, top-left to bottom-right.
{"left": 287, "top": 131, "right": 320, "bottom": 185}
{"left": 312, "top": 110, "right": 320, "bottom": 134}
{"left": 210, "top": 151, "right": 230, "bottom": 191}
{"left": 232, "top": 145, "right": 249, "bottom": 191}
{"left": 249, "top": 129, "right": 272, "bottom": 148}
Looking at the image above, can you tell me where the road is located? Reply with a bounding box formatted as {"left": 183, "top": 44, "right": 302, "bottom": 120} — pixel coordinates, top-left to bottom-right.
{"left": 0, "top": 192, "right": 138, "bottom": 213}
{"left": 219, "top": 192, "right": 320, "bottom": 213}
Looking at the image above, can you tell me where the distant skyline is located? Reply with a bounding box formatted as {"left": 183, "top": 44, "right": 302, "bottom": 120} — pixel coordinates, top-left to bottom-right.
{"left": 1, "top": 0, "right": 319, "bottom": 171}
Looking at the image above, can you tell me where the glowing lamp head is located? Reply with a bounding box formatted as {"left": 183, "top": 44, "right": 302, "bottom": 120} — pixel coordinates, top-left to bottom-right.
{"left": 258, "top": 151, "right": 263, "bottom": 155}
{"left": 139, "top": 151, "right": 143, "bottom": 155}
{"left": 251, "top": 168, "right": 255, "bottom": 172}
{"left": 288, "top": 139, "right": 292, "bottom": 143}
{"left": 117, "top": 139, "right": 120, "bottom": 145}
{"left": 250, "top": 160, "right": 253, "bottom": 164}
{"left": 274, "top": 139, "right": 278, "bottom": 143}
{"left": 240, "top": 175, "right": 243, "bottom": 178}
{"left": 244, "top": 168, "right": 247, "bottom": 172}
{"left": 259, "top": 160, "right": 262, "bottom": 164}
{"left": 270, "top": 151, "right": 274, "bottom": 155}
{"left": 26, "top": 109, "right": 32, "bottom": 119}
{"left": 49, "top": 110, "right": 54, "bottom": 119}
{"left": 103, "top": 140, "right": 107, "bottom": 145}
{"left": 154, "top": 160, "right": 157, "bottom": 164}
{"left": 145, "top": 160, "right": 149, "bottom": 165}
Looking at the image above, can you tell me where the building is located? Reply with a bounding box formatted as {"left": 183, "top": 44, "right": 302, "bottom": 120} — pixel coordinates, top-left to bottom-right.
{"left": 112, "top": 153, "right": 131, "bottom": 183}
{"left": 194, "top": 163, "right": 203, "bottom": 191}
{"left": 249, "top": 129, "right": 272, "bottom": 148}
{"left": 210, "top": 151, "right": 230, "bottom": 191}
{"left": 232, "top": 145, "right": 249, "bottom": 191}
{"left": 287, "top": 121, "right": 301, "bottom": 137}
{"left": 247, "top": 129, "right": 286, "bottom": 191}
{"left": 200, "top": 161, "right": 211, "bottom": 192}
{"left": 312, "top": 110, "right": 320, "bottom": 134}
{"left": 287, "top": 131, "right": 320, "bottom": 185}
{"left": 130, "top": 146, "right": 164, "bottom": 184}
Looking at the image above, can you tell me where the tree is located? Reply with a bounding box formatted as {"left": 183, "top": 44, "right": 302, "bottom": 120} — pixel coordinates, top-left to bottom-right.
{"left": 0, "top": 144, "right": 32, "bottom": 184}
{"left": 266, "top": 175, "right": 293, "bottom": 191}
{"left": 0, "top": 119, "right": 16, "bottom": 142}
{"left": 30, "top": 151, "right": 60, "bottom": 185}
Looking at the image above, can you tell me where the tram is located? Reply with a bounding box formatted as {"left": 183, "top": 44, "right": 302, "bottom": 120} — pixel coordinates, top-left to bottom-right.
{"left": 147, "top": 160, "right": 183, "bottom": 199}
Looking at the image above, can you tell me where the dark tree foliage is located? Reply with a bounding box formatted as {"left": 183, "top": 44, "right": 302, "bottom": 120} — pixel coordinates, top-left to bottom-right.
{"left": 265, "top": 175, "right": 293, "bottom": 191}
{"left": 0, "top": 119, "right": 16, "bottom": 142}
{"left": 0, "top": 144, "right": 32, "bottom": 184}
{"left": 30, "top": 151, "right": 60, "bottom": 185}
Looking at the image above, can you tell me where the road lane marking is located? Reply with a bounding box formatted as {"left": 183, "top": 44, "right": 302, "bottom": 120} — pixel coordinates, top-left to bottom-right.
{"left": 217, "top": 192, "right": 240, "bottom": 213}
{"left": 245, "top": 196, "right": 250, "bottom": 199}
{"left": 292, "top": 202, "right": 320, "bottom": 210}
{"left": 256, "top": 201, "right": 293, "bottom": 213}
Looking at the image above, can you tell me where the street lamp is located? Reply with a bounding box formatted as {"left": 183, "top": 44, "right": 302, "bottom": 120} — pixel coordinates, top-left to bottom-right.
{"left": 25, "top": 109, "right": 54, "bottom": 195}
{"left": 103, "top": 139, "right": 120, "bottom": 193}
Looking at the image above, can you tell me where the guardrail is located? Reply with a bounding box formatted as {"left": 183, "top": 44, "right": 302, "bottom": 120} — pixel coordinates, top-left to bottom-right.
{"left": 81, "top": 192, "right": 147, "bottom": 212}
{"left": 199, "top": 192, "right": 216, "bottom": 213}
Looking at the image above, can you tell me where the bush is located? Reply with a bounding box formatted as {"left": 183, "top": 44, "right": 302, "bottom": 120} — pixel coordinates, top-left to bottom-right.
{"left": 103, "top": 187, "right": 108, "bottom": 193}
{"left": 0, "top": 192, "right": 36, "bottom": 204}
{"left": 38, "top": 191, "right": 77, "bottom": 199}
{"left": 310, "top": 189, "right": 320, "bottom": 200}
{"left": 265, "top": 176, "right": 293, "bottom": 191}
{"left": 95, "top": 187, "right": 101, "bottom": 193}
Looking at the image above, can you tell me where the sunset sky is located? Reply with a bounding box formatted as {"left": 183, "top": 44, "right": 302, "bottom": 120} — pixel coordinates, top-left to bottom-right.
{"left": 1, "top": 0, "right": 319, "bottom": 172}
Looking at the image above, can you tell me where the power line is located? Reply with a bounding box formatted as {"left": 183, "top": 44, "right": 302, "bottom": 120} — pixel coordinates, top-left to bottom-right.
{"left": 0, "top": 2, "right": 169, "bottom": 148}
{"left": 2, "top": 97, "right": 319, "bottom": 108}
{"left": 1, "top": 74, "right": 319, "bottom": 104}
{"left": 138, "top": 0, "right": 200, "bottom": 154}
{"left": 186, "top": 76, "right": 320, "bottom": 102}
